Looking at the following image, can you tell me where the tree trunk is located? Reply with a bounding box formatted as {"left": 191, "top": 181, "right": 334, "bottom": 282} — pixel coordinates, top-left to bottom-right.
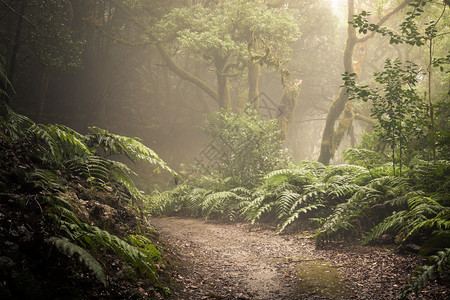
{"left": 248, "top": 60, "right": 260, "bottom": 109}
{"left": 37, "top": 69, "right": 49, "bottom": 123}
{"left": 214, "top": 54, "right": 231, "bottom": 110}
{"left": 277, "top": 81, "right": 302, "bottom": 140}
{"left": 317, "top": 0, "right": 411, "bottom": 165}
{"left": 318, "top": 0, "right": 357, "bottom": 165}
{"left": 332, "top": 101, "right": 354, "bottom": 152}
{"left": 3, "top": 2, "right": 25, "bottom": 103}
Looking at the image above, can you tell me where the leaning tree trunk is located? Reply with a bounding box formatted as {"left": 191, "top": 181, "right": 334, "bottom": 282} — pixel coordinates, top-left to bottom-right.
{"left": 318, "top": 0, "right": 357, "bottom": 165}
{"left": 317, "top": 0, "right": 412, "bottom": 165}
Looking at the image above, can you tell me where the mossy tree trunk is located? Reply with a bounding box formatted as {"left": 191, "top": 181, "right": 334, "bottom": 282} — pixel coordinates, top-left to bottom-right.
{"left": 318, "top": 0, "right": 412, "bottom": 165}
{"left": 214, "top": 54, "right": 231, "bottom": 110}
{"left": 248, "top": 60, "right": 260, "bottom": 109}
{"left": 277, "top": 81, "right": 302, "bottom": 140}
{"left": 317, "top": 0, "right": 356, "bottom": 165}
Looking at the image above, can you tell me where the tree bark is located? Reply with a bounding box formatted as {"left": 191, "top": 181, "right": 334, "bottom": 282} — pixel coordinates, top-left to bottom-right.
{"left": 248, "top": 60, "right": 260, "bottom": 109}
{"left": 37, "top": 69, "right": 49, "bottom": 123}
{"left": 317, "top": 0, "right": 412, "bottom": 165}
{"left": 3, "top": 2, "right": 25, "bottom": 103}
{"left": 318, "top": 0, "right": 356, "bottom": 165}
{"left": 277, "top": 81, "right": 302, "bottom": 140}
{"left": 156, "top": 43, "right": 219, "bottom": 104}
{"left": 214, "top": 54, "right": 231, "bottom": 109}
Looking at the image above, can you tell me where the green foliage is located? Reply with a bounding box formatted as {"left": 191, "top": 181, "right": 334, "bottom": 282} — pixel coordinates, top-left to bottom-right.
{"left": 202, "top": 108, "right": 290, "bottom": 188}
{"left": 350, "top": 1, "right": 446, "bottom": 47}
{"left": 25, "top": 0, "right": 84, "bottom": 70}
{"left": 154, "top": 0, "right": 298, "bottom": 64}
{"left": 343, "top": 58, "right": 424, "bottom": 175}
{"left": 128, "top": 234, "right": 162, "bottom": 264}
{"left": 0, "top": 105, "right": 177, "bottom": 205}
{"left": 402, "top": 248, "right": 450, "bottom": 298}
{"left": 47, "top": 237, "right": 107, "bottom": 286}
{"left": 0, "top": 105, "right": 175, "bottom": 289}
{"left": 87, "top": 126, "right": 177, "bottom": 178}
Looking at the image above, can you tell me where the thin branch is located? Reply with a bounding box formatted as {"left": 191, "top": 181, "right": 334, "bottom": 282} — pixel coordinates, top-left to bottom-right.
{"left": 357, "top": 0, "right": 413, "bottom": 44}
{"left": 0, "top": 0, "right": 34, "bottom": 27}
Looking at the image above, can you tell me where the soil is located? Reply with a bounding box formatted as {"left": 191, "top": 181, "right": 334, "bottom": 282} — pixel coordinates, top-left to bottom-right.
{"left": 151, "top": 217, "right": 449, "bottom": 300}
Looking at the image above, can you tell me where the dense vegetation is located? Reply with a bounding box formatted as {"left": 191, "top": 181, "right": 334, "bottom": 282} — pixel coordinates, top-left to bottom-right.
{"left": 149, "top": 1, "right": 450, "bottom": 297}
{"left": 0, "top": 101, "right": 178, "bottom": 298}
{"left": 0, "top": 0, "right": 449, "bottom": 298}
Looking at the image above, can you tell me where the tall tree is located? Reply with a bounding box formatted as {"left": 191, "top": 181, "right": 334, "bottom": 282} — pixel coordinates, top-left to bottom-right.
{"left": 318, "top": 0, "right": 413, "bottom": 165}
{"left": 0, "top": 0, "right": 84, "bottom": 121}
{"left": 152, "top": 0, "right": 299, "bottom": 110}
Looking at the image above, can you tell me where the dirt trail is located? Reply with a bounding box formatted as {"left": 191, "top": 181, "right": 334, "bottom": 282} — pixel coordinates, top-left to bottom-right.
{"left": 152, "top": 217, "right": 346, "bottom": 299}
{"left": 151, "top": 217, "right": 447, "bottom": 300}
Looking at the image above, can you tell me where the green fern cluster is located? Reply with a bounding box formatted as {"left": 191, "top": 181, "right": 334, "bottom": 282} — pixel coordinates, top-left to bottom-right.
{"left": 239, "top": 165, "right": 324, "bottom": 229}
{"left": 0, "top": 105, "right": 175, "bottom": 289}
{"left": 150, "top": 175, "right": 252, "bottom": 221}
{"left": 1, "top": 104, "right": 177, "bottom": 205}
{"left": 402, "top": 248, "right": 450, "bottom": 298}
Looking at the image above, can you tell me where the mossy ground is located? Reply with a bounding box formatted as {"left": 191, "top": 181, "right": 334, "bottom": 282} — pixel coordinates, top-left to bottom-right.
{"left": 295, "top": 258, "right": 350, "bottom": 299}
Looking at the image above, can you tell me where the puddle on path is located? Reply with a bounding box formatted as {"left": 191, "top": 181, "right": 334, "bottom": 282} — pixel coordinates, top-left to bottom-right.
{"left": 295, "top": 258, "right": 351, "bottom": 299}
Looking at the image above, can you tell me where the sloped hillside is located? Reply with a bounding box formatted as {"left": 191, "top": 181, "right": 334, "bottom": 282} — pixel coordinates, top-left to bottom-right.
{"left": 0, "top": 109, "right": 177, "bottom": 299}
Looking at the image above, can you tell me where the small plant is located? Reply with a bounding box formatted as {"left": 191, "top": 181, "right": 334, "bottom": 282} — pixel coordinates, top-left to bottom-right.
{"left": 202, "top": 108, "right": 290, "bottom": 188}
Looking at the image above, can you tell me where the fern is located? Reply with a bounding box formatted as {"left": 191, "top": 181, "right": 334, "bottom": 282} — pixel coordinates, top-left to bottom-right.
{"left": 278, "top": 203, "right": 324, "bottom": 234}
{"left": 201, "top": 190, "right": 243, "bottom": 219}
{"left": 47, "top": 237, "right": 107, "bottom": 286}
{"left": 361, "top": 210, "right": 409, "bottom": 245}
{"left": 128, "top": 234, "right": 162, "bottom": 263}
{"left": 88, "top": 126, "right": 178, "bottom": 177}
{"left": 402, "top": 248, "right": 450, "bottom": 298}
{"left": 361, "top": 195, "right": 446, "bottom": 246}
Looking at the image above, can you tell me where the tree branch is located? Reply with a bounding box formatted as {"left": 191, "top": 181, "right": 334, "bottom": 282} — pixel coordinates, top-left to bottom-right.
{"left": 357, "top": 0, "right": 413, "bottom": 44}
{"left": 156, "top": 43, "right": 219, "bottom": 103}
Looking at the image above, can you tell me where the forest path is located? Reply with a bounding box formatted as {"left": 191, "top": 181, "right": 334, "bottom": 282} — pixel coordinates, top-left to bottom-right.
{"left": 151, "top": 217, "right": 349, "bottom": 300}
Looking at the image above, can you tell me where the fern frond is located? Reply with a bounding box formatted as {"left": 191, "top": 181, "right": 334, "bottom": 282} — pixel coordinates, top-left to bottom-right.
{"left": 250, "top": 201, "right": 276, "bottom": 224}
{"left": 82, "top": 225, "right": 160, "bottom": 283}
{"left": 43, "top": 124, "right": 90, "bottom": 157}
{"left": 361, "top": 210, "right": 409, "bottom": 245}
{"left": 278, "top": 204, "right": 324, "bottom": 233}
{"left": 276, "top": 190, "right": 300, "bottom": 220}
{"left": 128, "top": 234, "right": 162, "bottom": 263}
{"left": 402, "top": 248, "right": 450, "bottom": 298}
{"left": 201, "top": 191, "right": 240, "bottom": 218}
{"left": 88, "top": 126, "right": 178, "bottom": 178}
{"left": 47, "top": 237, "right": 107, "bottom": 286}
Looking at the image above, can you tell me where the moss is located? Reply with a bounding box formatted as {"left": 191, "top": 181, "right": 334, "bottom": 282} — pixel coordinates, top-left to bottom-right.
{"left": 332, "top": 101, "right": 354, "bottom": 154}
{"left": 295, "top": 258, "right": 351, "bottom": 299}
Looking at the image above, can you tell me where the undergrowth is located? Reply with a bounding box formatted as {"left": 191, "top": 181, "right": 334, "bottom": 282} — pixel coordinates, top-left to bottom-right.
{"left": 0, "top": 103, "right": 177, "bottom": 298}
{"left": 152, "top": 146, "right": 450, "bottom": 297}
